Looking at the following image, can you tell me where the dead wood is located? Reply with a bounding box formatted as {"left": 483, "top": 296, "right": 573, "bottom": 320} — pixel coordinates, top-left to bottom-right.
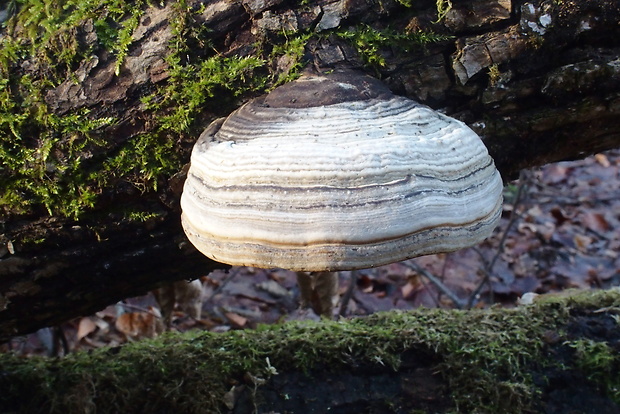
{"left": 1, "top": 0, "right": 619, "bottom": 340}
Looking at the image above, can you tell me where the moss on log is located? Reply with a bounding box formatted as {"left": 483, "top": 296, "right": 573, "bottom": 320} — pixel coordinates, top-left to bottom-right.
{"left": 1, "top": 289, "right": 619, "bottom": 413}
{"left": 2, "top": 0, "right": 620, "bottom": 347}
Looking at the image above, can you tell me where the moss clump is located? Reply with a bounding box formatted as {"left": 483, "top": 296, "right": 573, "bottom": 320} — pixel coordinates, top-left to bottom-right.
{"left": 0, "top": 0, "right": 151, "bottom": 218}
{"left": 0, "top": 0, "right": 452, "bottom": 220}
{"left": 0, "top": 0, "right": 269, "bottom": 219}
{"left": 2, "top": 289, "right": 619, "bottom": 413}
{"left": 335, "top": 24, "right": 452, "bottom": 71}
{"left": 566, "top": 339, "right": 620, "bottom": 402}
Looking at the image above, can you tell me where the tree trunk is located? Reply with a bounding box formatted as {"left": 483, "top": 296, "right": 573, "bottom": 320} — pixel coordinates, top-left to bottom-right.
{"left": 1, "top": 0, "right": 619, "bottom": 340}
{"left": 1, "top": 290, "right": 619, "bottom": 413}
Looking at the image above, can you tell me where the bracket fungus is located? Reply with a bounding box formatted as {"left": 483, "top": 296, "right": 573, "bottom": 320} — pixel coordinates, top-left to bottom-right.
{"left": 181, "top": 70, "right": 503, "bottom": 311}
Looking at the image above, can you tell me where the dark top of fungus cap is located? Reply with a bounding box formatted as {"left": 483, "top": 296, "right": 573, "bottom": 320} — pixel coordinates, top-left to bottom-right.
{"left": 261, "top": 69, "right": 394, "bottom": 108}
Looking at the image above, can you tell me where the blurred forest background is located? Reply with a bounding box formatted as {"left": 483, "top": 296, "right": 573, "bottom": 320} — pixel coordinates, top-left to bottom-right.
{"left": 4, "top": 149, "right": 618, "bottom": 357}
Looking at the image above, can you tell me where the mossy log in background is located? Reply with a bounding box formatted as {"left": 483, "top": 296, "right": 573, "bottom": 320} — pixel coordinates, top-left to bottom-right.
{"left": 1, "top": 0, "right": 620, "bottom": 340}
{"left": 0, "top": 290, "right": 618, "bottom": 414}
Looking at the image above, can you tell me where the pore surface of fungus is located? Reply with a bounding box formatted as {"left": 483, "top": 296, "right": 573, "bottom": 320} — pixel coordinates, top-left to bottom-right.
{"left": 181, "top": 71, "right": 503, "bottom": 271}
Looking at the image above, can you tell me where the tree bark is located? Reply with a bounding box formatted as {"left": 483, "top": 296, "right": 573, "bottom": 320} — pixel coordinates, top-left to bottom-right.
{"left": 1, "top": 290, "right": 619, "bottom": 413}
{"left": 1, "top": 0, "right": 619, "bottom": 341}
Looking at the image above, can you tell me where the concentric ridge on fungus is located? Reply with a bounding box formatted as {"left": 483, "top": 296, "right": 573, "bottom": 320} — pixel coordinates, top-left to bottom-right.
{"left": 181, "top": 71, "right": 503, "bottom": 271}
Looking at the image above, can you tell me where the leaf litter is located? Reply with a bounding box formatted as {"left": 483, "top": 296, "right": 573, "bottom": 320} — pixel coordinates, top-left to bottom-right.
{"left": 3, "top": 149, "right": 619, "bottom": 355}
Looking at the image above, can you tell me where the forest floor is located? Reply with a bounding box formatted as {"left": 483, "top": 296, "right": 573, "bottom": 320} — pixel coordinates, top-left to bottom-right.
{"left": 3, "top": 149, "right": 619, "bottom": 356}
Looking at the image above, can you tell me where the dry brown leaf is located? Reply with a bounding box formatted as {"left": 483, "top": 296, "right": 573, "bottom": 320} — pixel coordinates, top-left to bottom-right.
{"left": 517, "top": 222, "right": 538, "bottom": 235}
{"left": 580, "top": 212, "right": 611, "bottom": 233}
{"left": 526, "top": 205, "right": 544, "bottom": 218}
{"left": 574, "top": 234, "right": 593, "bottom": 251}
{"left": 224, "top": 312, "right": 248, "bottom": 328}
{"left": 544, "top": 164, "right": 570, "bottom": 183}
{"left": 154, "top": 279, "right": 204, "bottom": 325}
{"left": 256, "top": 280, "right": 290, "bottom": 298}
{"left": 77, "top": 317, "right": 97, "bottom": 341}
{"left": 115, "top": 308, "right": 162, "bottom": 338}
{"left": 91, "top": 316, "right": 110, "bottom": 332}
{"left": 550, "top": 206, "right": 573, "bottom": 225}
{"left": 537, "top": 222, "right": 556, "bottom": 242}
{"left": 594, "top": 153, "right": 611, "bottom": 167}
{"left": 400, "top": 282, "right": 416, "bottom": 299}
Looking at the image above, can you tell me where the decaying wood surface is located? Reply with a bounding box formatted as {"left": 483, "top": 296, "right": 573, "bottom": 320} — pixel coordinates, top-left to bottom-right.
{"left": 1, "top": 0, "right": 619, "bottom": 341}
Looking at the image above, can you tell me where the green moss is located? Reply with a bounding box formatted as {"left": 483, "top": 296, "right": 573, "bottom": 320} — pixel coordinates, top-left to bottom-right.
{"left": 335, "top": 24, "right": 452, "bottom": 71}
{"left": 0, "top": 0, "right": 452, "bottom": 220}
{"left": 151, "top": 55, "right": 267, "bottom": 134}
{"left": 488, "top": 63, "right": 501, "bottom": 86}
{"left": 0, "top": 0, "right": 150, "bottom": 218}
{"left": 0, "top": 0, "right": 269, "bottom": 219}
{"left": 533, "top": 288, "right": 620, "bottom": 308}
{"left": 395, "top": 0, "right": 453, "bottom": 22}
{"left": 270, "top": 31, "right": 312, "bottom": 86}
{"left": 5, "top": 290, "right": 620, "bottom": 413}
{"left": 0, "top": 70, "right": 115, "bottom": 217}
{"left": 566, "top": 338, "right": 620, "bottom": 402}
{"left": 434, "top": 0, "right": 453, "bottom": 22}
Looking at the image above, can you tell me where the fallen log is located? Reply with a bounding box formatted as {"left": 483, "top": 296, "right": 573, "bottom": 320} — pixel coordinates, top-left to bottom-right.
{"left": 1, "top": 289, "right": 619, "bottom": 413}
{"left": 1, "top": 0, "right": 619, "bottom": 340}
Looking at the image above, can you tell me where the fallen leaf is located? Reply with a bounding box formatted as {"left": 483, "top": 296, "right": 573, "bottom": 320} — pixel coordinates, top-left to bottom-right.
{"left": 543, "top": 164, "right": 570, "bottom": 183}
{"left": 573, "top": 234, "right": 593, "bottom": 252}
{"left": 115, "top": 308, "right": 162, "bottom": 339}
{"left": 580, "top": 212, "right": 611, "bottom": 233}
{"left": 594, "top": 153, "right": 611, "bottom": 167}
{"left": 357, "top": 274, "right": 374, "bottom": 293}
{"left": 256, "top": 280, "right": 290, "bottom": 298}
{"left": 401, "top": 275, "right": 422, "bottom": 299}
{"left": 526, "top": 205, "right": 544, "bottom": 218}
{"left": 537, "top": 222, "right": 556, "bottom": 242}
{"left": 91, "top": 316, "right": 110, "bottom": 332}
{"left": 517, "top": 222, "right": 539, "bottom": 235}
{"left": 550, "top": 206, "right": 572, "bottom": 225}
{"left": 224, "top": 312, "right": 248, "bottom": 328}
{"left": 77, "top": 317, "right": 97, "bottom": 341}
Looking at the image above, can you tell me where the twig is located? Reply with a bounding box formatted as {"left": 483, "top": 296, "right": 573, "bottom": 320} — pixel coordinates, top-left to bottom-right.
{"left": 403, "top": 262, "right": 466, "bottom": 309}
{"left": 416, "top": 272, "right": 442, "bottom": 308}
{"left": 117, "top": 302, "right": 162, "bottom": 318}
{"left": 339, "top": 271, "right": 357, "bottom": 317}
{"left": 467, "top": 170, "right": 530, "bottom": 308}
{"left": 206, "top": 267, "right": 241, "bottom": 303}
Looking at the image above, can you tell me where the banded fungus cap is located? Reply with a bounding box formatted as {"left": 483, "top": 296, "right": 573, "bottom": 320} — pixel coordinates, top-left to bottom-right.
{"left": 181, "top": 70, "right": 503, "bottom": 272}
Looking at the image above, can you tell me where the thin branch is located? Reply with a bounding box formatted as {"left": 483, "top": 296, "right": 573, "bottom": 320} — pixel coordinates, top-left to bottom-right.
{"left": 467, "top": 170, "right": 530, "bottom": 308}
{"left": 206, "top": 267, "right": 241, "bottom": 303}
{"left": 339, "top": 271, "right": 358, "bottom": 317}
{"left": 403, "top": 262, "right": 466, "bottom": 309}
{"left": 416, "top": 272, "right": 443, "bottom": 308}
{"left": 117, "top": 302, "right": 162, "bottom": 318}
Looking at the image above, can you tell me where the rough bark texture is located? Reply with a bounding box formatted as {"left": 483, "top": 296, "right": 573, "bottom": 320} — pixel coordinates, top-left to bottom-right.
{"left": 1, "top": 0, "right": 620, "bottom": 341}
{"left": 1, "top": 290, "right": 619, "bottom": 413}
